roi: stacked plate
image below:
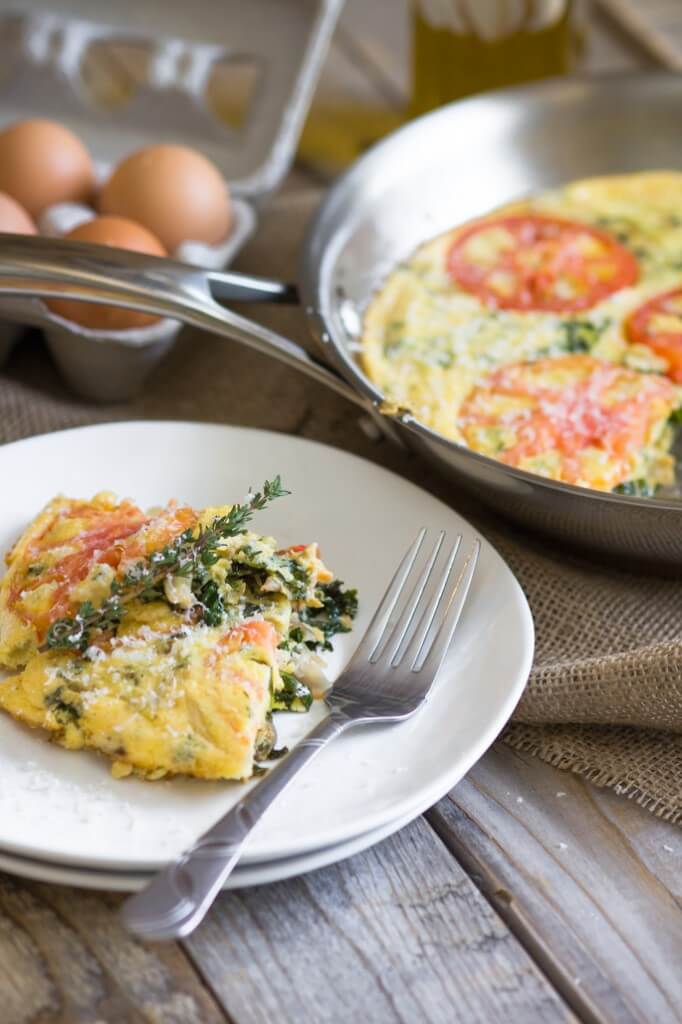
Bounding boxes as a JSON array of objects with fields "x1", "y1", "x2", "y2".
[{"x1": 0, "y1": 422, "x2": 533, "y2": 891}]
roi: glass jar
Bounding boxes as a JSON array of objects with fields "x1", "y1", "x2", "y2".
[{"x1": 411, "y1": 0, "x2": 582, "y2": 116}]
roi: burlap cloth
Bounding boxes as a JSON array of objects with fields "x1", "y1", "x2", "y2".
[{"x1": 1, "y1": 191, "x2": 681, "y2": 823}]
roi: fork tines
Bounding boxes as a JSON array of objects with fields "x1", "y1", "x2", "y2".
[{"x1": 359, "y1": 528, "x2": 480, "y2": 678}]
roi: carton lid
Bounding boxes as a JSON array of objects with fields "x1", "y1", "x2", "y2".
[{"x1": 0, "y1": 0, "x2": 342, "y2": 199}]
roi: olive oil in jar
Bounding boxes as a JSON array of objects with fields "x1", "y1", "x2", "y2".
[{"x1": 411, "y1": 0, "x2": 581, "y2": 116}]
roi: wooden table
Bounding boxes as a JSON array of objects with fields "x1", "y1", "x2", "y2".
[{"x1": 2, "y1": 4, "x2": 681, "y2": 1023}]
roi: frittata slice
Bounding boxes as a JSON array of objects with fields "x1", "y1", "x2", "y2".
[
  {"x1": 0, "y1": 480, "x2": 358, "y2": 781},
  {"x1": 361, "y1": 170, "x2": 682, "y2": 492},
  {"x1": 0, "y1": 613, "x2": 277, "y2": 780}
]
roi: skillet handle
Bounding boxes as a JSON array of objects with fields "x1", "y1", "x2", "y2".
[
  {"x1": 0, "y1": 233, "x2": 371, "y2": 412},
  {"x1": 206, "y1": 269, "x2": 299, "y2": 304}
]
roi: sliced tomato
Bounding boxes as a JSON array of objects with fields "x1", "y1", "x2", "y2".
[
  {"x1": 626, "y1": 287, "x2": 682, "y2": 382},
  {"x1": 17, "y1": 500, "x2": 150, "y2": 628},
  {"x1": 19, "y1": 501, "x2": 199, "y2": 632},
  {"x1": 459, "y1": 355, "x2": 676, "y2": 488},
  {"x1": 115, "y1": 505, "x2": 198, "y2": 564},
  {"x1": 447, "y1": 214, "x2": 638, "y2": 312},
  {"x1": 219, "y1": 619, "x2": 279, "y2": 655}
]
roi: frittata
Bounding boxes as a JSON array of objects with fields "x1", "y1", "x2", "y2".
[
  {"x1": 0, "y1": 481, "x2": 357, "y2": 780},
  {"x1": 362, "y1": 171, "x2": 682, "y2": 494}
]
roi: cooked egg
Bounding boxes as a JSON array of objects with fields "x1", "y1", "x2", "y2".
[
  {"x1": 46, "y1": 216, "x2": 166, "y2": 330},
  {"x1": 362, "y1": 171, "x2": 682, "y2": 493},
  {"x1": 0, "y1": 491, "x2": 355, "y2": 780},
  {"x1": 0, "y1": 191, "x2": 37, "y2": 234},
  {"x1": 0, "y1": 119, "x2": 94, "y2": 218},
  {"x1": 98, "y1": 143, "x2": 232, "y2": 251}
]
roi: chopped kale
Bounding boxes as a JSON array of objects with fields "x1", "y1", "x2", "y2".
[
  {"x1": 45, "y1": 686, "x2": 81, "y2": 725},
  {"x1": 226, "y1": 547, "x2": 311, "y2": 601},
  {"x1": 301, "y1": 580, "x2": 359, "y2": 652},
  {"x1": 558, "y1": 319, "x2": 609, "y2": 354},
  {"x1": 613, "y1": 479, "x2": 657, "y2": 497},
  {"x1": 194, "y1": 577, "x2": 225, "y2": 627},
  {"x1": 272, "y1": 671, "x2": 313, "y2": 712}
]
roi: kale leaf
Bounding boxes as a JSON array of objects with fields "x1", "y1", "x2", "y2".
[
  {"x1": 300, "y1": 580, "x2": 359, "y2": 652},
  {"x1": 272, "y1": 671, "x2": 313, "y2": 712}
]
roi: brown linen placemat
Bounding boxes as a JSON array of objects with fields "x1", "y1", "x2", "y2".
[{"x1": 1, "y1": 190, "x2": 680, "y2": 823}]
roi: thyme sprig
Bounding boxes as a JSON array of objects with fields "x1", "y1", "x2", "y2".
[{"x1": 46, "y1": 477, "x2": 290, "y2": 653}]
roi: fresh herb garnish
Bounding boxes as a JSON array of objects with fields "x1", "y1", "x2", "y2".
[
  {"x1": 46, "y1": 477, "x2": 290, "y2": 653},
  {"x1": 669, "y1": 407, "x2": 682, "y2": 426}
]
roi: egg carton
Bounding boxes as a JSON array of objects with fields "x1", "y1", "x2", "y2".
[
  {"x1": 0, "y1": 189, "x2": 256, "y2": 401},
  {"x1": 0, "y1": 180, "x2": 256, "y2": 401},
  {"x1": 0, "y1": 0, "x2": 343, "y2": 399}
]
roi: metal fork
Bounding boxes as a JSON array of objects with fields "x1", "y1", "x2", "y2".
[{"x1": 120, "y1": 528, "x2": 480, "y2": 940}]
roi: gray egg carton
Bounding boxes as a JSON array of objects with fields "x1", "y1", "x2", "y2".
[{"x1": 0, "y1": 0, "x2": 342, "y2": 399}]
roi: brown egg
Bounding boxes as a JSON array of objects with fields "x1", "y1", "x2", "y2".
[
  {"x1": 99, "y1": 144, "x2": 232, "y2": 251},
  {"x1": 0, "y1": 192, "x2": 37, "y2": 234},
  {"x1": 0, "y1": 120, "x2": 94, "y2": 218},
  {"x1": 46, "y1": 216, "x2": 167, "y2": 330}
]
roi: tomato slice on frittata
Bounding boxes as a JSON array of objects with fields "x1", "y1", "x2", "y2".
[
  {"x1": 627, "y1": 286, "x2": 682, "y2": 383},
  {"x1": 459, "y1": 355, "x2": 678, "y2": 490},
  {"x1": 0, "y1": 492, "x2": 197, "y2": 668},
  {"x1": 447, "y1": 214, "x2": 638, "y2": 312}
]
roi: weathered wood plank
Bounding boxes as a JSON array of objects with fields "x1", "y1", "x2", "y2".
[
  {"x1": 428, "y1": 744, "x2": 682, "y2": 1024},
  {"x1": 0, "y1": 875, "x2": 227, "y2": 1024},
  {"x1": 183, "y1": 816, "x2": 576, "y2": 1024}
]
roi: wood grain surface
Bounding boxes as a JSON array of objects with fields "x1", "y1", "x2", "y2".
[
  {"x1": 183, "y1": 817, "x2": 575, "y2": 1024},
  {"x1": 430, "y1": 746, "x2": 682, "y2": 1024},
  {"x1": 0, "y1": 880, "x2": 225, "y2": 1024}
]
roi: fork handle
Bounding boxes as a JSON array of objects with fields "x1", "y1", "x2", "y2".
[{"x1": 120, "y1": 712, "x2": 349, "y2": 940}]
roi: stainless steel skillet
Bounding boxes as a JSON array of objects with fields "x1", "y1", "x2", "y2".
[{"x1": 1, "y1": 71, "x2": 682, "y2": 572}]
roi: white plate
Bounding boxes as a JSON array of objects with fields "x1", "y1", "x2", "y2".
[
  {"x1": 0, "y1": 421, "x2": 533, "y2": 870},
  {"x1": 0, "y1": 807, "x2": 421, "y2": 892}
]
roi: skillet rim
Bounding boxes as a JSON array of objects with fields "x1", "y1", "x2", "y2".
[{"x1": 298, "y1": 70, "x2": 682, "y2": 515}]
